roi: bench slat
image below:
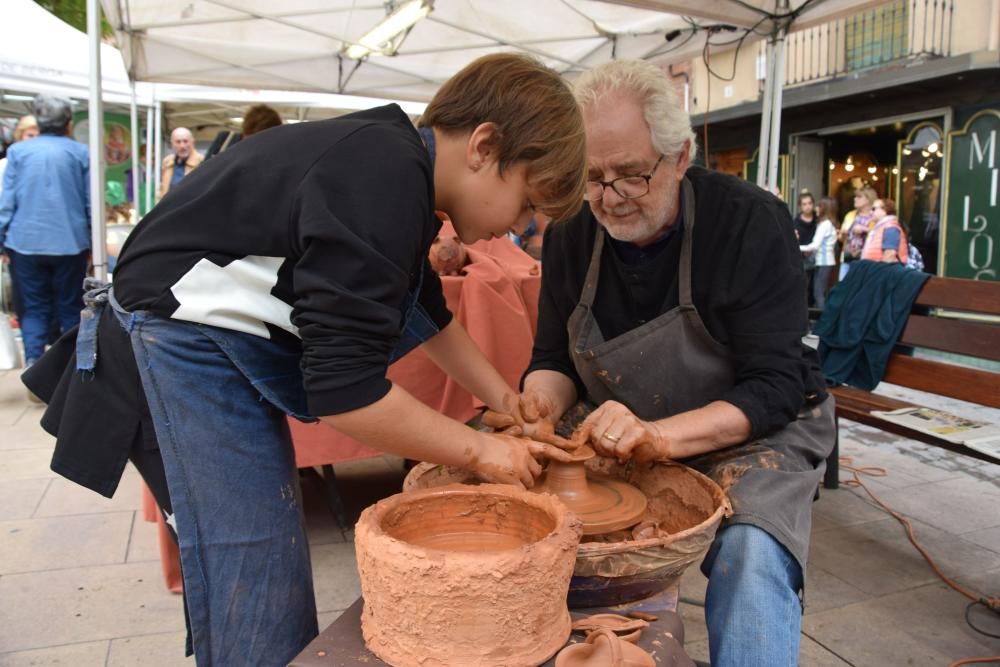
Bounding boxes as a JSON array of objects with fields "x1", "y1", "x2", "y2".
[
  {"x1": 914, "y1": 277, "x2": 1000, "y2": 315},
  {"x1": 881, "y1": 356, "x2": 1000, "y2": 408},
  {"x1": 833, "y1": 399, "x2": 1000, "y2": 464},
  {"x1": 899, "y1": 315, "x2": 1000, "y2": 362}
]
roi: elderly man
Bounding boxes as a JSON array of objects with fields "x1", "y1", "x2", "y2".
[
  {"x1": 0, "y1": 95, "x2": 89, "y2": 367},
  {"x1": 159, "y1": 127, "x2": 203, "y2": 198},
  {"x1": 520, "y1": 60, "x2": 835, "y2": 666}
]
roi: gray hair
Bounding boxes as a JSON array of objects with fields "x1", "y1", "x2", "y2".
[
  {"x1": 574, "y1": 60, "x2": 697, "y2": 163},
  {"x1": 32, "y1": 94, "x2": 73, "y2": 134}
]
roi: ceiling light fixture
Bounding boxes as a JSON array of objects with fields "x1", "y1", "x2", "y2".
[{"x1": 345, "y1": 0, "x2": 433, "y2": 59}]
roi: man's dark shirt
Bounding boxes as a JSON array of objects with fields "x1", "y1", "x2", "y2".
[{"x1": 528, "y1": 166, "x2": 826, "y2": 440}]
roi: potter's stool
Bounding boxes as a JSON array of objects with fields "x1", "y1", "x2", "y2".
[{"x1": 290, "y1": 584, "x2": 694, "y2": 666}]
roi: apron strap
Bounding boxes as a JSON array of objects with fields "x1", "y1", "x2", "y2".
[
  {"x1": 678, "y1": 177, "x2": 696, "y2": 309},
  {"x1": 578, "y1": 221, "x2": 606, "y2": 309}
]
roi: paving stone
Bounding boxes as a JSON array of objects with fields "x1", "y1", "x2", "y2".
[
  {"x1": 0, "y1": 512, "x2": 132, "y2": 575},
  {"x1": 0, "y1": 373, "x2": 31, "y2": 427},
  {"x1": 808, "y1": 516, "x2": 1000, "y2": 597},
  {"x1": 34, "y1": 470, "x2": 142, "y2": 518},
  {"x1": 107, "y1": 631, "x2": 193, "y2": 667},
  {"x1": 871, "y1": 477, "x2": 1000, "y2": 534},
  {"x1": 802, "y1": 575, "x2": 1000, "y2": 666},
  {"x1": 0, "y1": 561, "x2": 185, "y2": 653},
  {"x1": 0, "y1": 478, "x2": 50, "y2": 521},
  {"x1": 126, "y1": 512, "x2": 163, "y2": 564},
  {"x1": 959, "y1": 525, "x2": 1000, "y2": 555},
  {"x1": 803, "y1": 565, "x2": 871, "y2": 614},
  {"x1": 0, "y1": 411, "x2": 55, "y2": 450},
  {"x1": 310, "y1": 541, "x2": 362, "y2": 614},
  {"x1": 0, "y1": 640, "x2": 109, "y2": 666},
  {"x1": 0, "y1": 448, "x2": 57, "y2": 482},
  {"x1": 811, "y1": 487, "x2": 889, "y2": 529},
  {"x1": 798, "y1": 635, "x2": 854, "y2": 666}
]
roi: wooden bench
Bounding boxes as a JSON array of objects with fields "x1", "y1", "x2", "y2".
[{"x1": 823, "y1": 275, "x2": 1000, "y2": 489}]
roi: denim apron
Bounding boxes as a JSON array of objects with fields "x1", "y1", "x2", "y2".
[{"x1": 567, "y1": 178, "x2": 835, "y2": 572}]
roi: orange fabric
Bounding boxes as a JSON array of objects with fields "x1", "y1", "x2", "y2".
[
  {"x1": 861, "y1": 217, "x2": 908, "y2": 263},
  {"x1": 140, "y1": 482, "x2": 184, "y2": 594},
  {"x1": 291, "y1": 235, "x2": 540, "y2": 467}
]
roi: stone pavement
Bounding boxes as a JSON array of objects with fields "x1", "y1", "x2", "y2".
[{"x1": 1, "y1": 367, "x2": 998, "y2": 666}]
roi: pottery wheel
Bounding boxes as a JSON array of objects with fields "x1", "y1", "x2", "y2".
[{"x1": 531, "y1": 446, "x2": 647, "y2": 536}]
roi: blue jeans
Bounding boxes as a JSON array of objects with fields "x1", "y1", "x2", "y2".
[
  {"x1": 7, "y1": 250, "x2": 88, "y2": 363},
  {"x1": 111, "y1": 304, "x2": 318, "y2": 666},
  {"x1": 701, "y1": 524, "x2": 804, "y2": 667},
  {"x1": 813, "y1": 265, "x2": 834, "y2": 310}
]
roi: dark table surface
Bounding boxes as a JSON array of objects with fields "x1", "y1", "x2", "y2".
[{"x1": 289, "y1": 585, "x2": 686, "y2": 666}]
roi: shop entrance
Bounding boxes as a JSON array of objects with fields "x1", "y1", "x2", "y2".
[{"x1": 791, "y1": 111, "x2": 949, "y2": 272}]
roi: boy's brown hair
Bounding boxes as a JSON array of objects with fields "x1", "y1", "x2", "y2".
[
  {"x1": 419, "y1": 53, "x2": 585, "y2": 222},
  {"x1": 242, "y1": 105, "x2": 282, "y2": 137}
]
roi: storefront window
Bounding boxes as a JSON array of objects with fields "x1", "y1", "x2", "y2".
[{"x1": 897, "y1": 122, "x2": 943, "y2": 270}]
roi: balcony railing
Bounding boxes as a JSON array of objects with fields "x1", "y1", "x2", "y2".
[{"x1": 760, "y1": 0, "x2": 954, "y2": 89}]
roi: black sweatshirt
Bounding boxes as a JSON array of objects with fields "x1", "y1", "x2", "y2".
[
  {"x1": 113, "y1": 105, "x2": 452, "y2": 416},
  {"x1": 527, "y1": 166, "x2": 827, "y2": 440}
]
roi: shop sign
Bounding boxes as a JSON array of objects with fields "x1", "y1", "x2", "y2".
[{"x1": 942, "y1": 111, "x2": 1000, "y2": 280}]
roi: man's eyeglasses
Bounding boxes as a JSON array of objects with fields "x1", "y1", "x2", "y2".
[{"x1": 585, "y1": 155, "x2": 664, "y2": 202}]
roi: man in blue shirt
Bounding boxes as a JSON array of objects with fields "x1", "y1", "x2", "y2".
[{"x1": 0, "y1": 94, "x2": 90, "y2": 365}]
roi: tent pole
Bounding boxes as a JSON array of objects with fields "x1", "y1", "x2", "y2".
[
  {"x1": 129, "y1": 81, "x2": 140, "y2": 219},
  {"x1": 153, "y1": 99, "x2": 163, "y2": 205},
  {"x1": 144, "y1": 106, "x2": 154, "y2": 215},
  {"x1": 756, "y1": 39, "x2": 775, "y2": 189},
  {"x1": 766, "y1": 26, "x2": 787, "y2": 194},
  {"x1": 87, "y1": 0, "x2": 107, "y2": 281}
]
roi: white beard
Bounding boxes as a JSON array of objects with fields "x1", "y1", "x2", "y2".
[{"x1": 593, "y1": 196, "x2": 676, "y2": 246}]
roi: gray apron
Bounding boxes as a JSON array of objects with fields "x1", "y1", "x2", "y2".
[{"x1": 567, "y1": 178, "x2": 835, "y2": 571}]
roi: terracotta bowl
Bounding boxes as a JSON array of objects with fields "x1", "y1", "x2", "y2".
[{"x1": 355, "y1": 483, "x2": 583, "y2": 666}]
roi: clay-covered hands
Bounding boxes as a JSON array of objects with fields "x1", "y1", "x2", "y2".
[
  {"x1": 469, "y1": 433, "x2": 575, "y2": 489},
  {"x1": 574, "y1": 400, "x2": 668, "y2": 463},
  {"x1": 481, "y1": 392, "x2": 578, "y2": 451}
]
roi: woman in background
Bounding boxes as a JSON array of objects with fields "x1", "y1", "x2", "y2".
[
  {"x1": 838, "y1": 186, "x2": 876, "y2": 279},
  {"x1": 800, "y1": 197, "x2": 838, "y2": 309},
  {"x1": 862, "y1": 198, "x2": 908, "y2": 264}
]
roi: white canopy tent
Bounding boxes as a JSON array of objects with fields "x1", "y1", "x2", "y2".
[{"x1": 82, "y1": 0, "x2": 886, "y2": 277}]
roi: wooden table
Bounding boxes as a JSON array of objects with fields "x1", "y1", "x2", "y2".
[{"x1": 290, "y1": 585, "x2": 691, "y2": 666}]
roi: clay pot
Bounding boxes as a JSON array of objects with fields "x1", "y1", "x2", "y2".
[
  {"x1": 355, "y1": 483, "x2": 583, "y2": 666},
  {"x1": 403, "y1": 460, "x2": 731, "y2": 607}
]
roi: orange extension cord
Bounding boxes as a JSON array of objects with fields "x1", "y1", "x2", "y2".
[{"x1": 838, "y1": 457, "x2": 1000, "y2": 667}]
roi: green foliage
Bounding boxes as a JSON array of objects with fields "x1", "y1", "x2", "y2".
[{"x1": 34, "y1": 0, "x2": 113, "y2": 38}]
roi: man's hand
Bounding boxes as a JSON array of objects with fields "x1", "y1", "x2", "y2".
[
  {"x1": 481, "y1": 391, "x2": 578, "y2": 451},
  {"x1": 467, "y1": 432, "x2": 576, "y2": 489},
  {"x1": 573, "y1": 400, "x2": 669, "y2": 463}
]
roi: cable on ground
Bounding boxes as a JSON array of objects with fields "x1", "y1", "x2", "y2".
[{"x1": 838, "y1": 456, "x2": 1000, "y2": 667}]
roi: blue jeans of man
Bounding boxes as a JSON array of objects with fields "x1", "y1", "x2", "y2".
[
  {"x1": 7, "y1": 250, "x2": 88, "y2": 363},
  {"x1": 111, "y1": 303, "x2": 318, "y2": 666},
  {"x1": 701, "y1": 524, "x2": 805, "y2": 667}
]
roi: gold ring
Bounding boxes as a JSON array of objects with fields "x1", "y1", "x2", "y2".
[{"x1": 602, "y1": 432, "x2": 621, "y2": 443}]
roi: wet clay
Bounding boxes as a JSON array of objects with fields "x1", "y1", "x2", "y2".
[
  {"x1": 580, "y1": 457, "x2": 716, "y2": 539},
  {"x1": 402, "y1": 459, "x2": 730, "y2": 602},
  {"x1": 530, "y1": 446, "x2": 648, "y2": 536},
  {"x1": 355, "y1": 484, "x2": 582, "y2": 667}
]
